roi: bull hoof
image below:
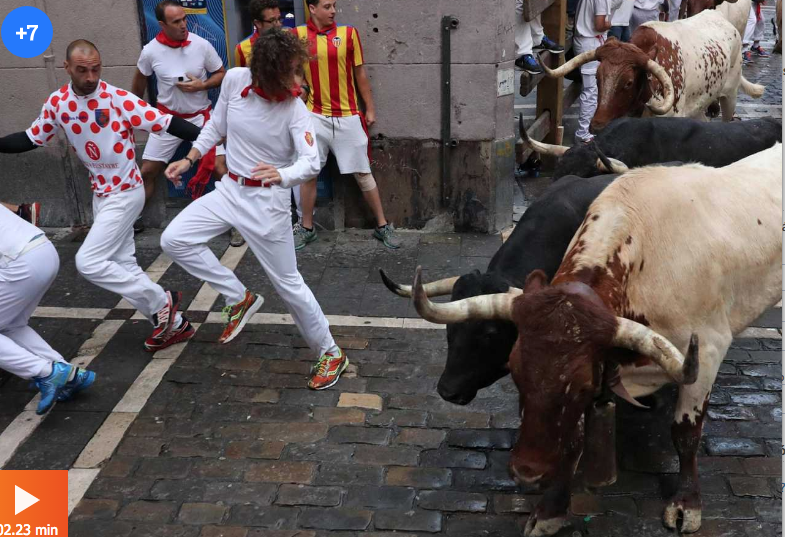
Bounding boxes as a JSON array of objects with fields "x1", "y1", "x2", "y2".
[
  {"x1": 524, "y1": 512, "x2": 569, "y2": 537},
  {"x1": 663, "y1": 501, "x2": 702, "y2": 533}
]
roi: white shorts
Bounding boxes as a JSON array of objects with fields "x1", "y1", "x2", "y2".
[
  {"x1": 312, "y1": 113, "x2": 371, "y2": 175},
  {"x1": 142, "y1": 112, "x2": 225, "y2": 163}
]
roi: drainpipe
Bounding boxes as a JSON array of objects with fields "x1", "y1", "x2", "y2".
[{"x1": 440, "y1": 15, "x2": 459, "y2": 207}]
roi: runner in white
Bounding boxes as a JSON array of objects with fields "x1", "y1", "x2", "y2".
[
  {"x1": 0, "y1": 39, "x2": 202, "y2": 352},
  {"x1": 162, "y1": 29, "x2": 349, "y2": 391},
  {"x1": 0, "y1": 205, "x2": 96, "y2": 415},
  {"x1": 132, "y1": 0, "x2": 227, "y2": 232}
]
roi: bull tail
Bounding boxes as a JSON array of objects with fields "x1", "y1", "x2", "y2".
[{"x1": 739, "y1": 75, "x2": 765, "y2": 98}]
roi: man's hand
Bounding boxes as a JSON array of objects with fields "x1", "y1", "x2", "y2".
[
  {"x1": 365, "y1": 109, "x2": 376, "y2": 128},
  {"x1": 251, "y1": 162, "x2": 282, "y2": 187},
  {"x1": 165, "y1": 159, "x2": 192, "y2": 188},
  {"x1": 176, "y1": 74, "x2": 205, "y2": 93}
]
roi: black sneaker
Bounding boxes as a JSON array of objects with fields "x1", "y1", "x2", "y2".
[
  {"x1": 533, "y1": 35, "x2": 565, "y2": 54},
  {"x1": 515, "y1": 54, "x2": 543, "y2": 75},
  {"x1": 133, "y1": 215, "x2": 145, "y2": 234}
]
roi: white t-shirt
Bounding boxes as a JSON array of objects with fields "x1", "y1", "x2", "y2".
[
  {"x1": 576, "y1": 0, "x2": 613, "y2": 37},
  {"x1": 612, "y1": 0, "x2": 636, "y2": 25},
  {"x1": 634, "y1": 0, "x2": 662, "y2": 11},
  {"x1": 0, "y1": 205, "x2": 43, "y2": 264},
  {"x1": 26, "y1": 80, "x2": 172, "y2": 197},
  {"x1": 137, "y1": 33, "x2": 224, "y2": 114},
  {"x1": 193, "y1": 68, "x2": 320, "y2": 189}
]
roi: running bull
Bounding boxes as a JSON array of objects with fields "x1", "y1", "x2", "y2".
[
  {"x1": 410, "y1": 144, "x2": 782, "y2": 536},
  {"x1": 542, "y1": 10, "x2": 764, "y2": 132},
  {"x1": 522, "y1": 116, "x2": 782, "y2": 179}
]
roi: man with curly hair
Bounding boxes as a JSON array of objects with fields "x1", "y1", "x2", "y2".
[
  {"x1": 292, "y1": 0, "x2": 399, "y2": 250},
  {"x1": 161, "y1": 29, "x2": 349, "y2": 390}
]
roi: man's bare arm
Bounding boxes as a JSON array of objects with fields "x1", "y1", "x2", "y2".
[{"x1": 131, "y1": 69, "x2": 148, "y2": 99}]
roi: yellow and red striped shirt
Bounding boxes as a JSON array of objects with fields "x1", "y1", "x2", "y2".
[
  {"x1": 234, "y1": 30, "x2": 258, "y2": 67},
  {"x1": 293, "y1": 21, "x2": 365, "y2": 117}
]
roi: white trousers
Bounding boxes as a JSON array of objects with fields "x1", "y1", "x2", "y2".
[
  {"x1": 574, "y1": 36, "x2": 602, "y2": 141},
  {"x1": 668, "y1": 0, "x2": 681, "y2": 21},
  {"x1": 0, "y1": 241, "x2": 67, "y2": 379},
  {"x1": 75, "y1": 187, "x2": 168, "y2": 322},
  {"x1": 160, "y1": 177, "x2": 336, "y2": 358},
  {"x1": 516, "y1": 1, "x2": 545, "y2": 56},
  {"x1": 743, "y1": 4, "x2": 765, "y2": 47}
]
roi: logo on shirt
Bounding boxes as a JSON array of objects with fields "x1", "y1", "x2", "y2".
[
  {"x1": 332, "y1": 36, "x2": 342, "y2": 48},
  {"x1": 85, "y1": 141, "x2": 101, "y2": 161},
  {"x1": 95, "y1": 109, "x2": 110, "y2": 128},
  {"x1": 305, "y1": 132, "x2": 314, "y2": 147}
]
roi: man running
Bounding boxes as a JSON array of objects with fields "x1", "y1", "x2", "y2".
[{"x1": 0, "y1": 39, "x2": 201, "y2": 352}]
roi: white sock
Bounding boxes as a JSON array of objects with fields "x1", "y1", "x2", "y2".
[
  {"x1": 326, "y1": 344, "x2": 340, "y2": 356},
  {"x1": 37, "y1": 362, "x2": 53, "y2": 379},
  {"x1": 173, "y1": 312, "x2": 183, "y2": 329}
]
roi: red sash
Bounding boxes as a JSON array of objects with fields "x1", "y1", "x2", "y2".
[{"x1": 157, "y1": 103, "x2": 215, "y2": 199}]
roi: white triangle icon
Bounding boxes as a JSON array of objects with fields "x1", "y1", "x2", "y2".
[{"x1": 15, "y1": 485, "x2": 39, "y2": 515}]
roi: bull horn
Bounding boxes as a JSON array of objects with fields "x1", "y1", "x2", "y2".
[
  {"x1": 540, "y1": 49, "x2": 597, "y2": 78},
  {"x1": 593, "y1": 141, "x2": 630, "y2": 174},
  {"x1": 612, "y1": 319, "x2": 699, "y2": 384},
  {"x1": 412, "y1": 266, "x2": 522, "y2": 324},
  {"x1": 379, "y1": 269, "x2": 458, "y2": 298},
  {"x1": 519, "y1": 114, "x2": 569, "y2": 157},
  {"x1": 645, "y1": 60, "x2": 675, "y2": 115}
]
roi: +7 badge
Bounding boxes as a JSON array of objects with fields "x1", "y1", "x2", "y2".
[{"x1": 1, "y1": 6, "x2": 53, "y2": 59}]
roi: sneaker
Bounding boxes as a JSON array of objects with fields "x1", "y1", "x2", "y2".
[
  {"x1": 144, "y1": 290, "x2": 182, "y2": 351},
  {"x1": 133, "y1": 215, "x2": 145, "y2": 234},
  {"x1": 33, "y1": 362, "x2": 74, "y2": 415},
  {"x1": 515, "y1": 54, "x2": 543, "y2": 75},
  {"x1": 230, "y1": 227, "x2": 245, "y2": 247},
  {"x1": 17, "y1": 203, "x2": 40, "y2": 226},
  {"x1": 294, "y1": 224, "x2": 317, "y2": 250},
  {"x1": 144, "y1": 317, "x2": 196, "y2": 352},
  {"x1": 56, "y1": 367, "x2": 96, "y2": 402},
  {"x1": 373, "y1": 223, "x2": 401, "y2": 249},
  {"x1": 219, "y1": 290, "x2": 264, "y2": 344},
  {"x1": 742, "y1": 50, "x2": 753, "y2": 64},
  {"x1": 533, "y1": 35, "x2": 565, "y2": 54},
  {"x1": 308, "y1": 348, "x2": 349, "y2": 390},
  {"x1": 750, "y1": 45, "x2": 769, "y2": 57}
]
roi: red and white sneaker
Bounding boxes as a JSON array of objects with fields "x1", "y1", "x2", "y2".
[
  {"x1": 144, "y1": 317, "x2": 195, "y2": 352},
  {"x1": 144, "y1": 290, "x2": 182, "y2": 351},
  {"x1": 218, "y1": 290, "x2": 264, "y2": 344},
  {"x1": 308, "y1": 348, "x2": 349, "y2": 390}
]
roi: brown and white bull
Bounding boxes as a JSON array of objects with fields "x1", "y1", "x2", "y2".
[
  {"x1": 410, "y1": 144, "x2": 782, "y2": 536},
  {"x1": 543, "y1": 9, "x2": 764, "y2": 132}
]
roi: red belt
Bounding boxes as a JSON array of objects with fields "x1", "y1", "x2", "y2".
[
  {"x1": 157, "y1": 103, "x2": 216, "y2": 199},
  {"x1": 228, "y1": 171, "x2": 265, "y2": 187}
]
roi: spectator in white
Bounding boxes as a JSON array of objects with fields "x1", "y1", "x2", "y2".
[
  {"x1": 574, "y1": 0, "x2": 613, "y2": 143},
  {"x1": 161, "y1": 29, "x2": 349, "y2": 391},
  {"x1": 515, "y1": 0, "x2": 565, "y2": 74},
  {"x1": 742, "y1": 0, "x2": 770, "y2": 63},
  {"x1": 667, "y1": 0, "x2": 682, "y2": 22},
  {"x1": 609, "y1": 0, "x2": 635, "y2": 41},
  {"x1": 132, "y1": 0, "x2": 226, "y2": 234},
  {"x1": 0, "y1": 206, "x2": 96, "y2": 415},
  {"x1": 0, "y1": 39, "x2": 202, "y2": 352},
  {"x1": 630, "y1": 0, "x2": 667, "y2": 32}
]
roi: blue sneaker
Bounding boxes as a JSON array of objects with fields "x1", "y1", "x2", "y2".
[
  {"x1": 33, "y1": 362, "x2": 75, "y2": 415},
  {"x1": 515, "y1": 54, "x2": 543, "y2": 75},
  {"x1": 56, "y1": 367, "x2": 96, "y2": 402},
  {"x1": 533, "y1": 35, "x2": 565, "y2": 54}
]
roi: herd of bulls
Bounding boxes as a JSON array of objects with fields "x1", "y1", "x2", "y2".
[{"x1": 382, "y1": 111, "x2": 781, "y2": 537}]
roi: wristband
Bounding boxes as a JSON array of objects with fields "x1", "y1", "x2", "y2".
[{"x1": 185, "y1": 156, "x2": 195, "y2": 167}]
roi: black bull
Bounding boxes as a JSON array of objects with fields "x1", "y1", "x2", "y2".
[
  {"x1": 537, "y1": 116, "x2": 782, "y2": 180},
  {"x1": 381, "y1": 174, "x2": 616, "y2": 404}
]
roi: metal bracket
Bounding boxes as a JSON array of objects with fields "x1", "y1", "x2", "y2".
[{"x1": 440, "y1": 16, "x2": 459, "y2": 206}]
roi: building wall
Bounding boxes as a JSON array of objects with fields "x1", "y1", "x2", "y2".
[{"x1": 0, "y1": 0, "x2": 517, "y2": 232}]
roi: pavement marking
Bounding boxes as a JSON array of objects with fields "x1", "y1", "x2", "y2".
[
  {"x1": 72, "y1": 413, "x2": 137, "y2": 470},
  {"x1": 68, "y1": 469, "x2": 101, "y2": 515},
  {"x1": 0, "y1": 320, "x2": 125, "y2": 469},
  {"x1": 32, "y1": 306, "x2": 110, "y2": 319},
  {"x1": 187, "y1": 243, "x2": 249, "y2": 312}
]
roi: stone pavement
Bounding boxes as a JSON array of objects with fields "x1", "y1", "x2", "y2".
[{"x1": 0, "y1": 224, "x2": 781, "y2": 537}]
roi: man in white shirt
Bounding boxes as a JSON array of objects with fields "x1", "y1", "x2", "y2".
[
  {"x1": 0, "y1": 39, "x2": 202, "y2": 352},
  {"x1": 573, "y1": 0, "x2": 613, "y2": 143},
  {"x1": 0, "y1": 206, "x2": 97, "y2": 415},
  {"x1": 610, "y1": 0, "x2": 635, "y2": 40},
  {"x1": 132, "y1": 0, "x2": 226, "y2": 232},
  {"x1": 631, "y1": 0, "x2": 667, "y2": 32}
]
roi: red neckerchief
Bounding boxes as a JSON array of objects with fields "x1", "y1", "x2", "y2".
[
  {"x1": 155, "y1": 31, "x2": 191, "y2": 48},
  {"x1": 241, "y1": 84, "x2": 302, "y2": 102},
  {"x1": 306, "y1": 19, "x2": 337, "y2": 35}
]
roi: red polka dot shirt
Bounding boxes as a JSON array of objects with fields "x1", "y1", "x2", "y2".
[{"x1": 25, "y1": 80, "x2": 172, "y2": 197}]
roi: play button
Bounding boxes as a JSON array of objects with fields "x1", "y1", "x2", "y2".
[{"x1": 14, "y1": 485, "x2": 39, "y2": 515}]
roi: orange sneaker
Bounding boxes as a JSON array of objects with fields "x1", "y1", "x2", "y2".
[
  {"x1": 218, "y1": 290, "x2": 264, "y2": 344},
  {"x1": 308, "y1": 348, "x2": 349, "y2": 390}
]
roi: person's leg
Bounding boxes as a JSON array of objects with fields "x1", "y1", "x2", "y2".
[
  {"x1": 295, "y1": 113, "x2": 331, "y2": 249},
  {"x1": 574, "y1": 44, "x2": 599, "y2": 143},
  {"x1": 140, "y1": 160, "x2": 167, "y2": 202},
  {"x1": 622, "y1": 25, "x2": 631, "y2": 42},
  {"x1": 751, "y1": 8, "x2": 768, "y2": 54},
  {"x1": 668, "y1": 0, "x2": 681, "y2": 22},
  {"x1": 608, "y1": 26, "x2": 623, "y2": 40}
]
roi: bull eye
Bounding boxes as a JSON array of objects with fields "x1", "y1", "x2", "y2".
[{"x1": 624, "y1": 80, "x2": 633, "y2": 89}]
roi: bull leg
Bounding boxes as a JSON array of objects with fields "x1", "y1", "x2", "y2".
[
  {"x1": 663, "y1": 335, "x2": 728, "y2": 533},
  {"x1": 719, "y1": 92, "x2": 738, "y2": 122}
]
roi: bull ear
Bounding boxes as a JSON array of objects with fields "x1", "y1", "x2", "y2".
[{"x1": 523, "y1": 270, "x2": 549, "y2": 293}]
